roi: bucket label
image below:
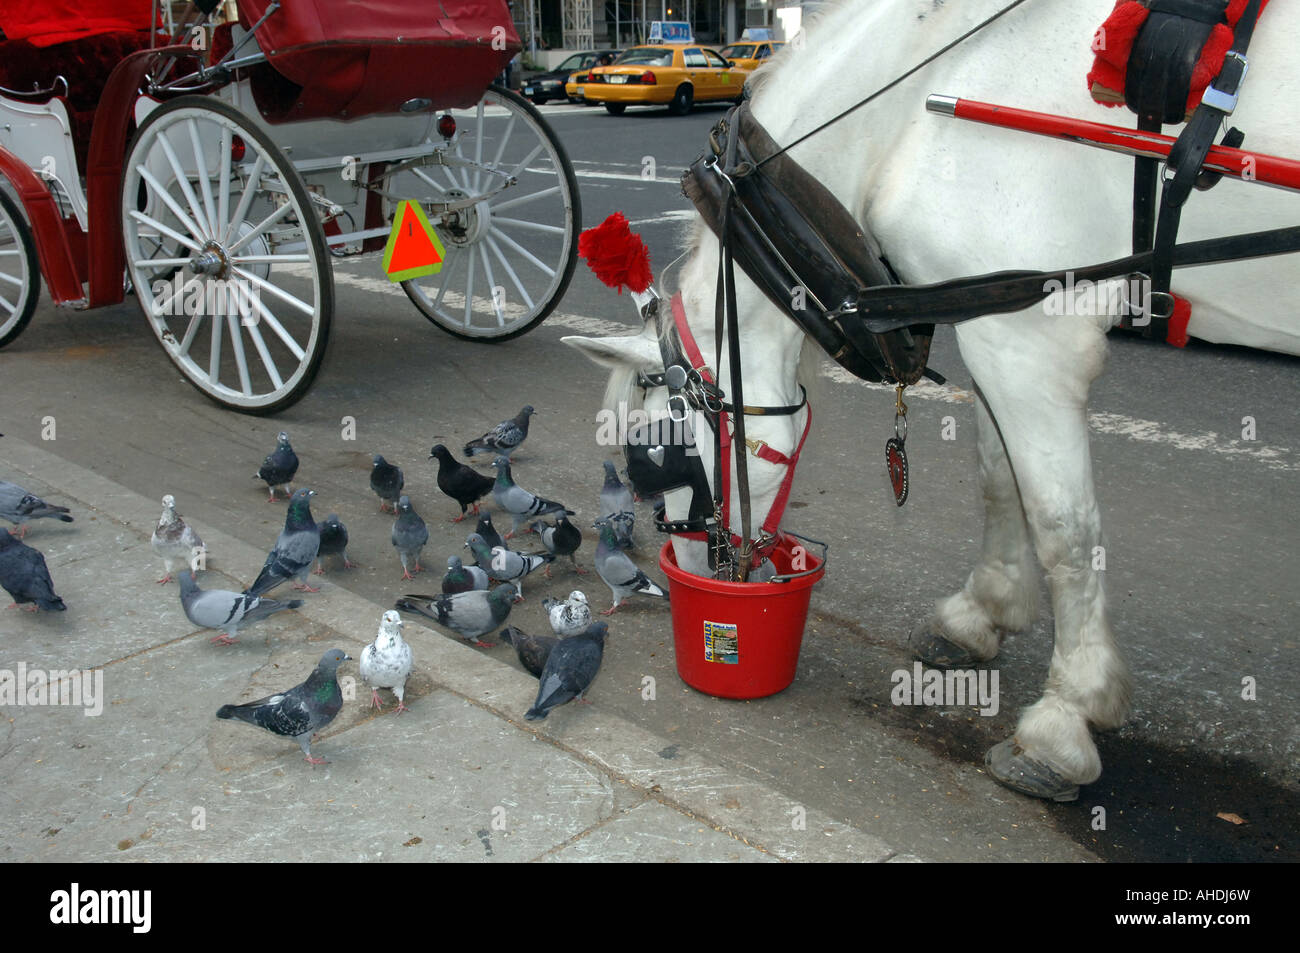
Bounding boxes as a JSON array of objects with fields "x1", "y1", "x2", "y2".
[{"x1": 704, "y1": 620, "x2": 739, "y2": 664}]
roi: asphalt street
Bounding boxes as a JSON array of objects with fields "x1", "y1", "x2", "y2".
[{"x1": 3, "y1": 99, "x2": 1298, "y2": 862}]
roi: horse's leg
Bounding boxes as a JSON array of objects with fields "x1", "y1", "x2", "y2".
[
  {"x1": 956, "y1": 319, "x2": 1132, "y2": 799},
  {"x1": 910, "y1": 386, "x2": 1040, "y2": 666}
]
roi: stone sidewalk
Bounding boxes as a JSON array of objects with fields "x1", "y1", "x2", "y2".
[{"x1": 1, "y1": 435, "x2": 913, "y2": 862}]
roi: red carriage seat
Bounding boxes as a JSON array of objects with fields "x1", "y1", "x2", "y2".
[
  {"x1": 0, "y1": 0, "x2": 159, "y2": 169},
  {"x1": 235, "y1": 0, "x2": 522, "y2": 122}
]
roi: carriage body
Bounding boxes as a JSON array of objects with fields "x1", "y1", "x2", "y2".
[{"x1": 0, "y1": 0, "x2": 580, "y2": 413}]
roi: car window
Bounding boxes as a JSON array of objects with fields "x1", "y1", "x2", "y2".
[
  {"x1": 683, "y1": 48, "x2": 707, "y2": 68},
  {"x1": 616, "y1": 48, "x2": 673, "y2": 66},
  {"x1": 703, "y1": 49, "x2": 728, "y2": 69},
  {"x1": 558, "y1": 54, "x2": 586, "y2": 71},
  {"x1": 722, "y1": 44, "x2": 755, "y2": 58},
  {"x1": 756, "y1": 44, "x2": 770, "y2": 58}
]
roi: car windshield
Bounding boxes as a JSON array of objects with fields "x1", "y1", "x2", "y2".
[
  {"x1": 556, "y1": 54, "x2": 587, "y2": 71},
  {"x1": 721, "y1": 44, "x2": 756, "y2": 58},
  {"x1": 615, "y1": 48, "x2": 673, "y2": 66}
]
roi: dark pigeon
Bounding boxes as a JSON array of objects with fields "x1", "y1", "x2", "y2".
[
  {"x1": 255, "y1": 431, "x2": 299, "y2": 502},
  {"x1": 475, "y1": 511, "x2": 505, "y2": 551},
  {"x1": 442, "y1": 555, "x2": 489, "y2": 594},
  {"x1": 216, "y1": 648, "x2": 352, "y2": 764},
  {"x1": 391, "y1": 495, "x2": 429, "y2": 580},
  {"x1": 370, "y1": 454, "x2": 405, "y2": 513},
  {"x1": 245, "y1": 488, "x2": 321, "y2": 597},
  {"x1": 314, "y1": 513, "x2": 354, "y2": 574},
  {"x1": 0, "y1": 480, "x2": 73, "y2": 538},
  {"x1": 179, "y1": 570, "x2": 302, "y2": 645},
  {"x1": 429, "y1": 444, "x2": 494, "y2": 522},
  {"x1": 0, "y1": 531, "x2": 66, "y2": 611},
  {"x1": 501, "y1": 625, "x2": 559, "y2": 679},
  {"x1": 530, "y1": 514, "x2": 585, "y2": 577},
  {"x1": 464, "y1": 405, "x2": 535, "y2": 459},
  {"x1": 525, "y1": 622, "x2": 609, "y2": 720},
  {"x1": 395, "y1": 584, "x2": 515, "y2": 647}
]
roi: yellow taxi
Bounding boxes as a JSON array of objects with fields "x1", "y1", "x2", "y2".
[
  {"x1": 719, "y1": 40, "x2": 785, "y2": 72},
  {"x1": 575, "y1": 44, "x2": 751, "y2": 116}
]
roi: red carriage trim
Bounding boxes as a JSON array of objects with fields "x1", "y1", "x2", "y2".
[
  {"x1": 1088, "y1": 0, "x2": 1273, "y2": 116},
  {"x1": 0, "y1": 0, "x2": 157, "y2": 47}
]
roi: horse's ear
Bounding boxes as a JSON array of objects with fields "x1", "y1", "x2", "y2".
[{"x1": 562, "y1": 333, "x2": 662, "y2": 370}]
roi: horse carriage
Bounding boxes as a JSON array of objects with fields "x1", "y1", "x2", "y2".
[{"x1": 0, "y1": 0, "x2": 580, "y2": 412}]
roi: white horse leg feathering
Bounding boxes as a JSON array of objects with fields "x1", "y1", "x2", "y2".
[{"x1": 565, "y1": 0, "x2": 1299, "y2": 798}]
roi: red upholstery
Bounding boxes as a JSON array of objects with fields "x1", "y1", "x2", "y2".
[{"x1": 0, "y1": 0, "x2": 156, "y2": 46}]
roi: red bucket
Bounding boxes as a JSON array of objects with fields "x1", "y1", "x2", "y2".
[{"x1": 659, "y1": 533, "x2": 827, "y2": 699}]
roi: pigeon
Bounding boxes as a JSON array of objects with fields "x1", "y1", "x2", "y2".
[
  {"x1": 245, "y1": 488, "x2": 321, "y2": 596},
  {"x1": 391, "y1": 495, "x2": 429, "y2": 580},
  {"x1": 464, "y1": 405, "x2": 535, "y2": 459},
  {"x1": 360, "y1": 610, "x2": 413, "y2": 714},
  {"x1": 530, "y1": 515, "x2": 585, "y2": 577},
  {"x1": 151, "y1": 494, "x2": 205, "y2": 584},
  {"x1": 593, "y1": 517, "x2": 668, "y2": 614},
  {"x1": 370, "y1": 454, "x2": 405, "y2": 513},
  {"x1": 465, "y1": 532, "x2": 553, "y2": 600},
  {"x1": 0, "y1": 530, "x2": 66, "y2": 611},
  {"x1": 0, "y1": 480, "x2": 73, "y2": 538},
  {"x1": 178, "y1": 570, "x2": 303, "y2": 645},
  {"x1": 216, "y1": 648, "x2": 352, "y2": 764},
  {"x1": 525, "y1": 621, "x2": 609, "y2": 721},
  {"x1": 543, "y1": 590, "x2": 592, "y2": 637},
  {"x1": 500, "y1": 625, "x2": 559, "y2": 679},
  {"x1": 395, "y1": 584, "x2": 515, "y2": 647},
  {"x1": 314, "y1": 513, "x2": 355, "y2": 574},
  {"x1": 490, "y1": 456, "x2": 573, "y2": 538},
  {"x1": 442, "y1": 555, "x2": 489, "y2": 594},
  {"x1": 254, "y1": 431, "x2": 298, "y2": 502},
  {"x1": 475, "y1": 511, "x2": 505, "y2": 551},
  {"x1": 600, "y1": 461, "x2": 636, "y2": 549},
  {"x1": 429, "y1": 444, "x2": 494, "y2": 522}
]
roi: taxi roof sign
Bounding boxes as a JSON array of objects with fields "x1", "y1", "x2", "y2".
[{"x1": 648, "y1": 20, "x2": 692, "y2": 43}]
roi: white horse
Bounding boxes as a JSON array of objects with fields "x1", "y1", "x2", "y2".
[{"x1": 565, "y1": 0, "x2": 1300, "y2": 799}]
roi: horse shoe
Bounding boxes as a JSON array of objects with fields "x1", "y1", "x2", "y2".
[{"x1": 985, "y1": 738, "x2": 1081, "y2": 803}]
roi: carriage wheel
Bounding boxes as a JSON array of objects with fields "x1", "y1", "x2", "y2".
[
  {"x1": 121, "y1": 96, "x2": 333, "y2": 414},
  {"x1": 0, "y1": 187, "x2": 40, "y2": 349},
  {"x1": 400, "y1": 86, "x2": 580, "y2": 341}
]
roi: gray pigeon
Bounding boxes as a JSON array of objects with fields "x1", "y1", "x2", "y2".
[
  {"x1": 525, "y1": 621, "x2": 609, "y2": 721},
  {"x1": 395, "y1": 584, "x2": 515, "y2": 647},
  {"x1": 314, "y1": 513, "x2": 355, "y2": 574},
  {"x1": 391, "y1": 495, "x2": 429, "y2": 580},
  {"x1": 530, "y1": 515, "x2": 585, "y2": 577},
  {"x1": 490, "y1": 456, "x2": 573, "y2": 538},
  {"x1": 255, "y1": 431, "x2": 299, "y2": 502},
  {"x1": 543, "y1": 590, "x2": 592, "y2": 637},
  {"x1": 500, "y1": 625, "x2": 559, "y2": 679},
  {"x1": 442, "y1": 555, "x2": 489, "y2": 594},
  {"x1": 0, "y1": 530, "x2": 65, "y2": 611},
  {"x1": 216, "y1": 648, "x2": 352, "y2": 764},
  {"x1": 370, "y1": 454, "x2": 405, "y2": 513},
  {"x1": 245, "y1": 488, "x2": 321, "y2": 596},
  {"x1": 151, "y1": 494, "x2": 205, "y2": 584},
  {"x1": 600, "y1": 461, "x2": 635, "y2": 548},
  {"x1": 0, "y1": 480, "x2": 73, "y2": 538},
  {"x1": 360, "y1": 610, "x2": 414, "y2": 714},
  {"x1": 179, "y1": 569, "x2": 302, "y2": 645},
  {"x1": 464, "y1": 405, "x2": 535, "y2": 459},
  {"x1": 593, "y1": 518, "x2": 667, "y2": 614},
  {"x1": 465, "y1": 532, "x2": 552, "y2": 600}
]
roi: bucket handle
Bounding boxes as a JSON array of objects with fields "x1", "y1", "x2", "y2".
[{"x1": 767, "y1": 531, "x2": 828, "y2": 584}]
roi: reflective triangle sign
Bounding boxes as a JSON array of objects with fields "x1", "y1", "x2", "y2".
[{"x1": 382, "y1": 200, "x2": 446, "y2": 282}]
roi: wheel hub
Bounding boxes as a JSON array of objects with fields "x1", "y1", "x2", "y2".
[
  {"x1": 440, "y1": 189, "x2": 492, "y2": 246},
  {"x1": 189, "y1": 243, "x2": 228, "y2": 278}
]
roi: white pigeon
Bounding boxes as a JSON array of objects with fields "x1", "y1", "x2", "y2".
[
  {"x1": 544, "y1": 590, "x2": 593, "y2": 637},
  {"x1": 360, "y1": 610, "x2": 414, "y2": 714},
  {"x1": 151, "y1": 494, "x2": 205, "y2": 584}
]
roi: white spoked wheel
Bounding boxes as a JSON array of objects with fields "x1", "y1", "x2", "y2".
[
  {"x1": 0, "y1": 187, "x2": 39, "y2": 349},
  {"x1": 122, "y1": 96, "x2": 333, "y2": 414},
  {"x1": 399, "y1": 86, "x2": 580, "y2": 341}
]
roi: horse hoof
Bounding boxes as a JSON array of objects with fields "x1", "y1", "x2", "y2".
[
  {"x1": 985, "y1": 738, "x2": 1080, "y2": 802},
  {"x1": 908, "y1": 617, "x2": 979, "y2": 668}
]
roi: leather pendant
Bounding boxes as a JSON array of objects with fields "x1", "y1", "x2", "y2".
[{"x1": 886, "y1": 435, "x2": 908, "y2": 506}]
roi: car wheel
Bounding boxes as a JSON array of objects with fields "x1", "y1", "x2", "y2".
[
  {"x1": 604, "y1": 103, "x2": 626, "y2": 115},
  {"x1": 669, "y1": 85, "x2": 693, "y2": 116}
]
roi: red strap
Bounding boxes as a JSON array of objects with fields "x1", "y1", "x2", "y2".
[
  {"x1": 671, "y1": 292, "x2": 713, "y2": 383},
  {"x1": 762, "y1": 402, "x2": 813, "y2": 537}
]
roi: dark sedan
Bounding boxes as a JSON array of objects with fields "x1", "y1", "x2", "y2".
[{"x1": 522, "y1": 49, "x2": 621, "y2": 104}]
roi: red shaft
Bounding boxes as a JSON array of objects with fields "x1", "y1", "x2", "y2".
[{"x1": 928, "y1": 95, "x2": 1300, "y2": 193}]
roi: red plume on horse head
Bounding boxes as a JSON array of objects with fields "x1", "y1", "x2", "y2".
[{"x1": 578, "y1": 212, "x2": 653, "y2": 295}]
